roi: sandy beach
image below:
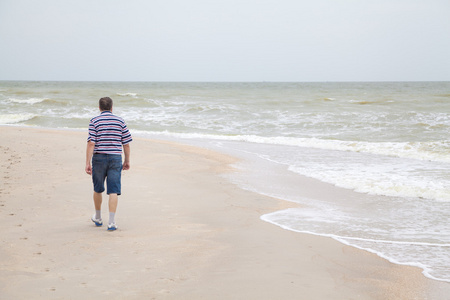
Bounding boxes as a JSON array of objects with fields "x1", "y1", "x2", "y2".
[{"x1": 1, "y1": 126, "x2": 449, "y2": 300}]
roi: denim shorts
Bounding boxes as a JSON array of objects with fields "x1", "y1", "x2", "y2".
[{"x1": 92, "y1": 154, "x2": 122, "y2": 195}]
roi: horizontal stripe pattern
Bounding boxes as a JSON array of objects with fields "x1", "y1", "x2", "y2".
[{"x1": 87, "y1": 111, "x2": 132, "y2": 155}]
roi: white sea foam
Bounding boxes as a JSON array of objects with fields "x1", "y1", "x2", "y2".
[
  {"x1": 129, "y1": 130, "x2": 450, "y2": 163},
  {"x1": 117, "y1": 92, "x2": 138, "y2": 98},
  {"x1": 62, "y1": 112, "x2": 94, "y2": 120},
  {"x1": 288, "y1": 163, "x2": 450, "y2": 202},
  {"x1": 0, "y1": 113, "x2": 36, "y2": 124},
  {"x1": 8, "y1": 97, "x2": 48, "y2": 104},
  {"x1": 261, "y1": 208, "x2": 450, "y2": 282}
]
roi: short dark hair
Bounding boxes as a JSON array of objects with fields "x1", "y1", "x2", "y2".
[{"x1": 99, "y1": 97, "x2": 113, "y2": 111}]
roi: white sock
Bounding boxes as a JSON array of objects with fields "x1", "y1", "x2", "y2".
[
  {"x1": 109, "y1": 212, "x2": 115, "y2": 225},
  {"x1": 95, "y1": 210, "x2": 101, "y2": 220}
]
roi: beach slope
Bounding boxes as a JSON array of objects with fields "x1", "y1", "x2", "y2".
[{"x1": 0, "y1": 127, "x2": 448, "y2": 299}]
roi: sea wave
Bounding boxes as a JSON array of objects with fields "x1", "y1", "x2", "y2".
[
  {"x1": 0, "y1": 113, "x2": 37, "y2": 124},
  {"x1": 8, "y1": 97, "x2": 49, "y2": 104},
  {"x1": 131, "y1": 130, "x2": 450, "y2": 163},
  {"x1": 116, "y1": 92, "x2": 138, "y2": 98},
  {"x1": 62, "y1": 112, "x2": 94, "y2": 120},
  {"x1": 289, "y1": 161, "x2": 450, "y2": 202}
]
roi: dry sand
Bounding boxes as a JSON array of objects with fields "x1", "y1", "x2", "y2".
[{"x1": 1, "y1": 126, "x2": 449, "y2": 299}]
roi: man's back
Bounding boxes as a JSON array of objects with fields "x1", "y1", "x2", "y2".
[{"x1": 88, "y1": 111, "x2": 132, "y2": 155}]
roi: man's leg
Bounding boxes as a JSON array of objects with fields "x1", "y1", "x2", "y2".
[
  {"x1": 94, "y1": 192, "x2": 102, "y2": 211},
  {"x1": 91, "y1": 192, "x2": 103, "y2": 226},
  {"x1": 106, "y1": 156, "x2": 121, "y2": 230},
  {"x1": 108, "y1": 193, "x2": 118, "y2": 227}
]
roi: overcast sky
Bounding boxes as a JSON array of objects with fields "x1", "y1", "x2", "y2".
[{"x1": 0, "y1": 0, "x2": 449, "y2": 82}]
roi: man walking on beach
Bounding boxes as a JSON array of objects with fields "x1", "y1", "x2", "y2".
[{"x1": 85, "y1": 97, "x2": 132, "y2": 231}]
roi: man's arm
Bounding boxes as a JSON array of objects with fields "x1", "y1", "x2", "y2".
[
  {"x1": 123, "y1": 143, "x2": 130, "y2": 170},
  {"x1": 85, "y1": 141, "x2": 95, "y2": 175}
]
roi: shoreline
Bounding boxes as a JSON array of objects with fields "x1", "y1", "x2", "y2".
[{"x1": 1, "y1": 126, "x2": 449, "y2": 299}]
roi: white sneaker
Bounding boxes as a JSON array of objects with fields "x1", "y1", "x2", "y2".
[
  {"x1": 107, "y1": 223, "x2": 118, "y2": 231},
  {"x1": 91, "y1": 215, "x2": 103, "y2": 227}
]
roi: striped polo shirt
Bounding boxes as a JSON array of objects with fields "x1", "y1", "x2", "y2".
[{"x1": 87, "y1": 111, "x2": 132, "y2": 155}]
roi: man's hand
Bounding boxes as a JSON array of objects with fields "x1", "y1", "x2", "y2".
[
  {"x1": 85, "y1": 164, "x2": 92, "y2": 175},
  {"x1": 123, "y1": 144, "x2": 131, "y2": 171},
  {"x1": 86, "y1": 141, "x2": 95, "y2": 175}
]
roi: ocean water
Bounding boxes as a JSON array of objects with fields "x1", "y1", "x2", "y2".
[{"x1": 1, "y1": 80, "x2": 449, "y2": 282}]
